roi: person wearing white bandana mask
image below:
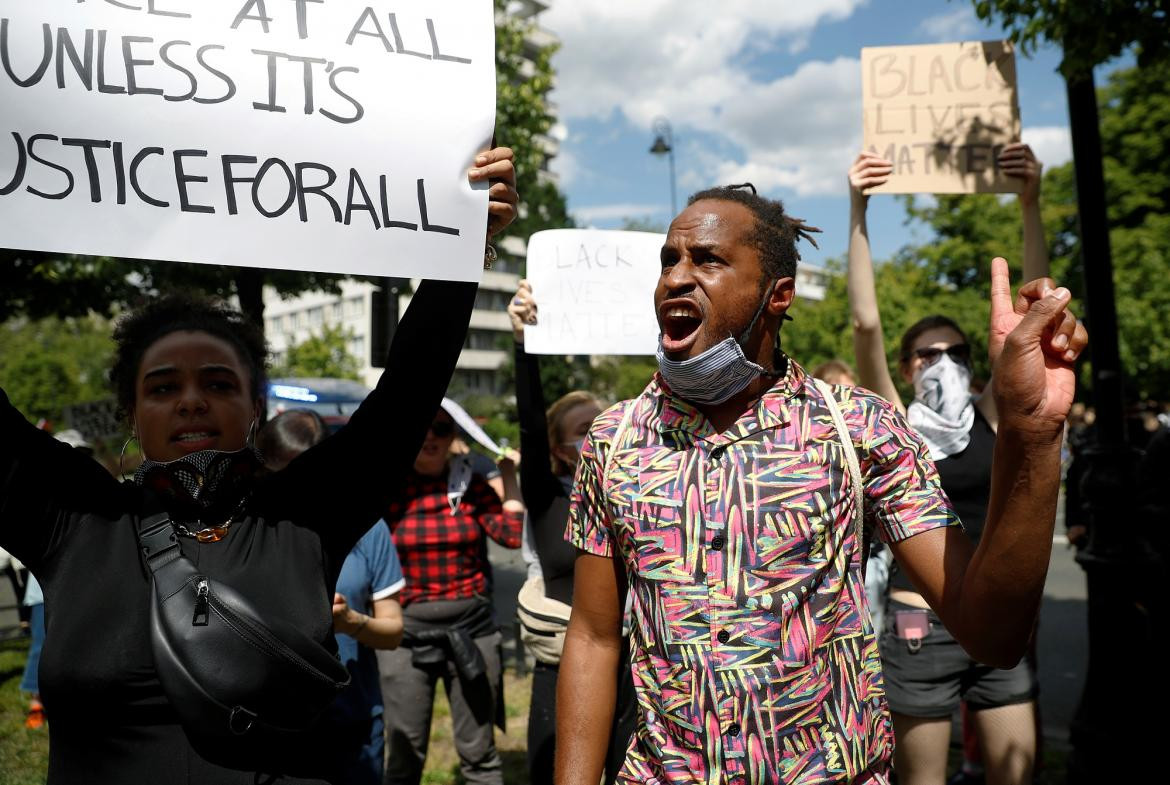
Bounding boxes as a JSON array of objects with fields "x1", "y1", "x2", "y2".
[
  {"x1": 847, "y1": 146, "x2": 1057, "y2": 785},
  {"x1": 556, "y1": 179, "x2": 1087, "y2": 785}
]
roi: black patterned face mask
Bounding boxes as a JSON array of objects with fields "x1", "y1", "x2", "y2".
[{"x1": 133, "y1": 446, "x2": 263, "y2": 511}]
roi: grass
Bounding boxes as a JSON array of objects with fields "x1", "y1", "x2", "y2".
[{"x1": 0, "y1": 637, "x2": 50, "y2": 785}]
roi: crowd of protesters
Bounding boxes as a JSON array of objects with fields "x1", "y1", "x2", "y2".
[{"x1": 6, "y1": 134, "x2": 1165, "y2": 785}]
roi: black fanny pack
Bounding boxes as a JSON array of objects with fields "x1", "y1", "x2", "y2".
[{"x1": 137, "y1": 513, "x2": 350, "y2": 737}]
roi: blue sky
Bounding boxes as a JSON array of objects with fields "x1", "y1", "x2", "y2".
[{"x1": 540, "y1": 0, "x2": 1126, "y2": 268}]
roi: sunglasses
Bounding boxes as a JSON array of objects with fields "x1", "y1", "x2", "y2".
[
  {"x1": 428, "y1": 420, "x2": 455, "y2": 438},
  {"x1": 905, "y1": 344, "x2": 972, "y2": 368}
]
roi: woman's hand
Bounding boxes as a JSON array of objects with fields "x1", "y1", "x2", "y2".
[
  {"x1": 507, "y1": 279, "x2": 537, "y2": 343},
  {"x1": 1000, "y1": 142, "x2": 1042, "y2": 206},
  {"x1": 497, "y1": 448, "x2": 521, "y2": 474},
  {"x1": 469, "y1": 147, "x2": 519, "y2": 240},
  {"x1": 848, "y1": 151, "x2": 893, "y2": 206}
]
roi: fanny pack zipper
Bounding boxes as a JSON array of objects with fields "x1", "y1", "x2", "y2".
[{"x1": 185, "y1": 575, "x2": 338, "y2": 687}]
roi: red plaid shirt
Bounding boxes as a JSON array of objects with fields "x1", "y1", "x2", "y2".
[{"x1": 386, "y1": 470, "x2": 522, "y2": 606}]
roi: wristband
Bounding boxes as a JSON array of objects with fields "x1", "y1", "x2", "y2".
[{"x1": 352, "y1": 614, "x2": 369, "y2": 638}]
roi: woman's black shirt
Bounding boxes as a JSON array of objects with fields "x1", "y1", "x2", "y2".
[{"x1": 0, "y1": 280, "x2": 475, "y2": 784}]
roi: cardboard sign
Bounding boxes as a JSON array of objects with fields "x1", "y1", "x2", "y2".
[
  {"x1": 861, "y1": 41, "x2": 1020, "y2": 194},
  {"x1": 523, "y1": 229, "x2": 664, "y2": 356},
  {"x1": 64, "y1": 398, "x2": 123, "y2": 441},
  {"x1": 0, "y1": 1, "x2": 496, "y2": 281}
]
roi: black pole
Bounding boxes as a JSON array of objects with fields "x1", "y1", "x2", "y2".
[{"x1": 1064, "y1": 69, "x2": 1156, "y2": 784}]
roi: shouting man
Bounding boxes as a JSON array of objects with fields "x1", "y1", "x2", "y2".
[{"x1": 555, "y1": 185, "x2": 1086, "y2": 784}]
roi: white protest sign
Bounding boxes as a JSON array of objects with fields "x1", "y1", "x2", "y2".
[
  {"x1": 861, "y1": 40, "x2": 1021, "y2": 194},
  {"x1": 0, "y1": 1, "x2": 496, "y2": 281},
  {"x1": 524, "y1": 229, "x2": 663, "y2": 356}
]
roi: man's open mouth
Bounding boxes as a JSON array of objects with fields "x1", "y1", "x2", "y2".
[{"x1": 659, "y1": 300, "x2": 703, "y2": 354}]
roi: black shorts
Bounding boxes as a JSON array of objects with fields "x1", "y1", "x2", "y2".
[{"x1": 879, "y1": 599, "x2": 1037, "y2": 718}]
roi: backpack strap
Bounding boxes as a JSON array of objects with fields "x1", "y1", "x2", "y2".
[{"x1": 812, "y1": 379, "x2": 866, "y2": 563}]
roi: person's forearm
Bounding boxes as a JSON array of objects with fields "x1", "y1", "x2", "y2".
[
  {"x1": 1020, "y1": 198, "x2": 1049, "y2": 281},
  {"x1": 555, "y1": 623, "x2": 620, "y2": 785},
  {"x1": 847, "y1": 200, "x2": 902, "y2": 407},
  {"x1": 499, "y1": 466, "x2": 523, "y2": 507},
  {"x1": 345, "y1": 614, "x2": 404, "y2": 650},
  {"x1": 516, "y1": 344, "x2": 561, "y2": 513},
  {"x1": 957, "y1": 430, "x2": 1062, "y2": 666},
  {"x1": 847, "y1": 200, "x2": 881, "y2": 333}
]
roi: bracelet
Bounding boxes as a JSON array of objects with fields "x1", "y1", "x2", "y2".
[
  {"x1": 484, "y1": 244, "x2": 497, "y2": 270},
  {"x1": 352, "y1": 614, "x2": 369, "y2": 638}
]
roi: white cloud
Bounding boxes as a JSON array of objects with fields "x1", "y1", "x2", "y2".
[
  {"x1": 916, "y1": 7, "x2": 982, "y2": 42},
  {"x1": 543, "y1": 1, "x2": 869, "y2": 197},
  {"x1": 549, "y1": 147, "x2": 580, "y2": 186},
  {"x1": 573, "y1": 202, "x2": 662, "y2": 223},
  {"x1": 1021, "y1": 125, "x2": 1073, "y2": 169}
]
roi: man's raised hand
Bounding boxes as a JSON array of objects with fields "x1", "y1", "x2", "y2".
[{"x1": 989, "y1": 257, "x2": 1088, "y2": 439}]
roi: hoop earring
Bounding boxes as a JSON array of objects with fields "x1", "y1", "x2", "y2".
[
  {"x1": 119, "y1": 432, "x2": 138, "y2": 479},
  {"x1": 246, "y1": 418, "x2": 258, "y2": 449}
]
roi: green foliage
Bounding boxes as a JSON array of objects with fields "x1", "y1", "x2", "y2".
[
  {"x1": 271, "y1": 324, "x2": 362, "y2": 381},
  {"x1": 494, "y1": 0, "x2": 573, "y2": 240},
  {"x1": 0, "y1": 315, "x2": 115, "y2": 424},
  {"x1": 969, "y1": 0, "x2": 1169, "y2": 77}
]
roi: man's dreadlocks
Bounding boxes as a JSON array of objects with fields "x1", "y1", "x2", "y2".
[{"x1": 686, "y1": 183, "x2": 822, "y2": 283}]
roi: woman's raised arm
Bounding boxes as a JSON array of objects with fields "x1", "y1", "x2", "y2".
[
  {"x1": 271, "y1": 148, "x2": 519, "y2": 542},
  {"x1": 847, "y1": 152, "x2": 904, "y2": 413}
]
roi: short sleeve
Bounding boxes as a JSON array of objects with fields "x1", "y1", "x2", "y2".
[
  {"x1": 364, "y1": 522, "x2": 405, "y2": 600},
  {"x1": 853, "y1": 393, "x2": 961, "y2": 543},
  {"x1": 565, "y1": 403, "x2": 627, "y2": 558}
]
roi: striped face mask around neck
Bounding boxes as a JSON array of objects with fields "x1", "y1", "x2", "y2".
[{"x1": 655, "y1": 334, "x2": 768, "y2": 406}]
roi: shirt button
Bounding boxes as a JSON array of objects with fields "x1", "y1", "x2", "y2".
[
  {"x1": 710, "y1": 536, "x2": 725, "y2": 551},
  {"x1": 728, "y1": 723, "x2": 741, "y2": 737},
  {"x1": 717, "y1": 629, "x2": 730, "y2": 644}
]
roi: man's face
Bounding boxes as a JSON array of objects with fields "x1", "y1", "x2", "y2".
[{"x1": 655, "y1": 200, "x2": 770, "y2": 361}]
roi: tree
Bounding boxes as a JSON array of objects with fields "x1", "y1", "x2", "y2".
[
  {"x1": 0, "y1": 315, "x2": 115, "y2": 424},
  {"x1": 970, "y1": 0, "x2": 1168, "y2": 77},
  {"x1": 493, "y1": 0, "x2": 573, "y2": 242},
  {"x1": 271, "y1": 324, "x2": 362, "y2": 381}
]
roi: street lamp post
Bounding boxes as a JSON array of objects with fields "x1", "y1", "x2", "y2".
[{"x1": 649, "y1": 117, "x2": 677, "y2": 217}]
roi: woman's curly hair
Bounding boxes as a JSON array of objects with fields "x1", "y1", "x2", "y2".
[{"x1": 109, "y1": 293, "x2": 269, "y2": 419}]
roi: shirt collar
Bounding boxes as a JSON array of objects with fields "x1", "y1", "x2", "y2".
[{"x1": 650, "y1": 358, "x2": 808, "y2": 442}]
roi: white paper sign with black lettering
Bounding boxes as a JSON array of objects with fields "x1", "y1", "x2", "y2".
[
  {"x1": 0, "y1": 0, "x2": 496, "y2": 281},
  {"x1": 523, "y1": 229, "x2": 664, "y2": 357}
]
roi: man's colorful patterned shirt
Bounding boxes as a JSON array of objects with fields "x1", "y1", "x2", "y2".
[{"x1": 566, "y1": 361, "x2": 959, "y2": 784}]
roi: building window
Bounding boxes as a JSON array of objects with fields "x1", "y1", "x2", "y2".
[
  {"x1": 309, "y1": 307, "x2": 324, "y2": 327},
  {"x1": 464, "y1": 329, "x2": 502, "y2": 351},
  {"x1": 474, "y1": 290, "x2": 512, "y2": 312},
  {"x1": 331, "y1": 302, "x2": 343, "y2": 322}
]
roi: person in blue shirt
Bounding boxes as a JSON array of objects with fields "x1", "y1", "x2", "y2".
[
  {"x1": 258, "y1": 410, "x2": 405, "y2": 785},
  {"x1": 330, "y1": 521, "x2": 406, "y2": 785}
]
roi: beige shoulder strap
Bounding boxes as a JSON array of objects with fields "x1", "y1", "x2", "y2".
[{"x1": 813, "y1": 378, "x2": 865, "y2": 548}]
